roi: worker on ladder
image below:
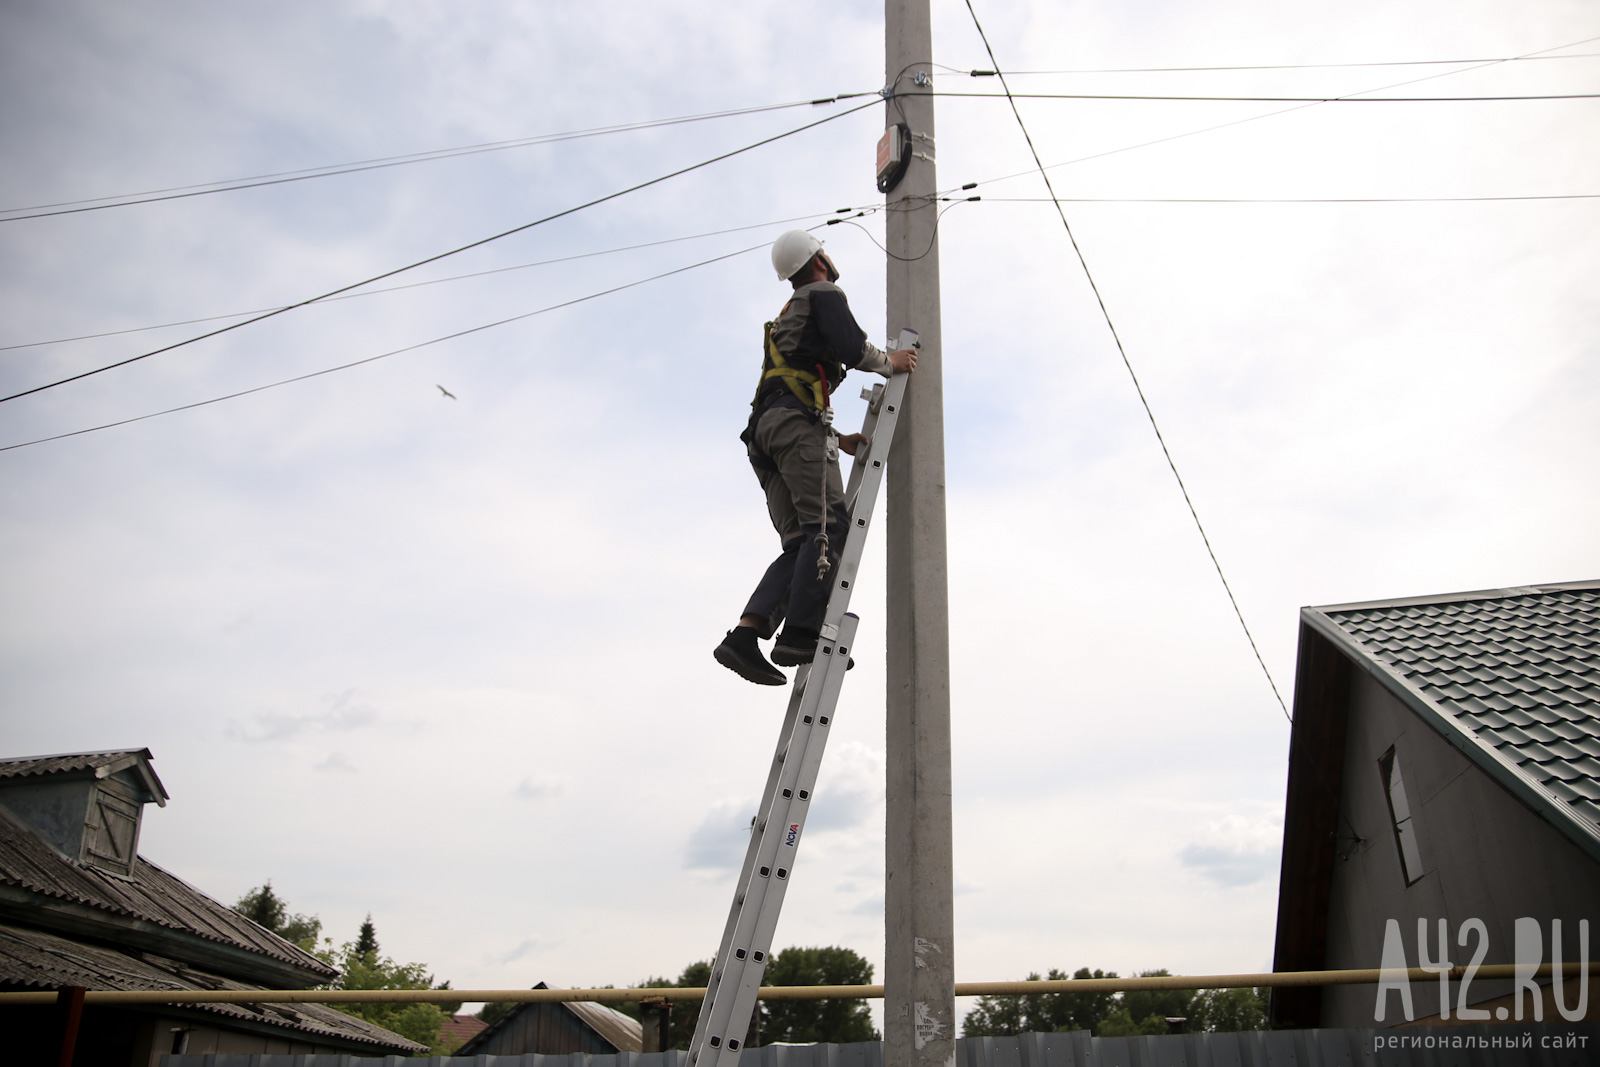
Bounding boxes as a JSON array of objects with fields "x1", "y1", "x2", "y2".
[{"x1": 715, "y1": 230, "x2": 917, "y2": 685}]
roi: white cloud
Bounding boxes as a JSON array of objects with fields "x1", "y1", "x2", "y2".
[
  {"x1": 1177, "y1": 813, "x2": 1284, "y2": 888},
  {"x1": 312, "y1": 750, "x2": 357, "y2": 774}
]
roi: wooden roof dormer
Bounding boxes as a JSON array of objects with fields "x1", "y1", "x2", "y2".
[{"x1": 0, "y1": 749, "x2": 168, "y2": 879}]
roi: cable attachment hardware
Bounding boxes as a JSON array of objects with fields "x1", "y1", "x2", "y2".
[{"x1": 912, "y1": 70, "x2": 931, "y2": 87}]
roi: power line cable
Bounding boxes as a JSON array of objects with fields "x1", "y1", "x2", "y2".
[
  {"x1": 1, "y1": 207, "x2": 880, "y2": 353},
  {"x1": 951, "y1": 48, "x2": 1600, "y2": 76},
  {"x1": 974, "y1": 193, "x2": 1600, "y2": 203},
  {"x1": 960, "y1": 0, "x2": 1292, "y2": 723},
  {"x1": 932, "y1": 90, "x2": 1600, "y2": 102},
  {"x1": 0, "y1": 98, "x2": 879, "y2": 406},
  {"x1": 0, "y1": 95, "x2": 876, "y2": 223},
  {"x1": 962, "y1": 33, "x2": 1600, "y2": 195},
  {"x1": 828, "y1": 197, "x2": 980, "y2": 261},
  {"x1": 0, "y1": 241, "x2": 772, "y2": 454}
]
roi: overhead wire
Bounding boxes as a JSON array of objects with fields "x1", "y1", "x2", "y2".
[
  {"x1": 960, "y1": 0, "x2": 1293, "y2": 723},
  {"x1": 973, "y1": 193, "x2": 1600, "y2": 203},
  {"x1": 0, "y1": 240, "x2": 775, "y2": 454},
  {"x1": 0, "y1": 98, "x2": 880, "y2": 406},
  {"x1": 959, "y1": 32, "x2": 1600, "y2": 196},
  {"x1": 828, "y1": 194, "x2": 981, "y2": 262},
  {"x1": 0, "y1": 95, "x2": 878, "y2": 223},
  {"x1": 954, "y1": 48, "x2": 1600, "y2": 76},
  {"x1": 932, "y1": 90, "x2": 1600, "y2": 102},
  {"x1": 0, "y1": 208, "x2": 872, "y2": 353}
]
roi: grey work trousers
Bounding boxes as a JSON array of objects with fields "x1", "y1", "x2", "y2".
[{"x1": 742, "y1": 405, "x2": 848, "y2": 639}]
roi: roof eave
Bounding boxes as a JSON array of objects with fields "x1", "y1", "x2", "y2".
[
  {"x1": 0, "y1": 882, "x2": 336, "y2": 987},
  {"x1": 1300, "y1": 605, "x2": 1600, "y2": 866}
]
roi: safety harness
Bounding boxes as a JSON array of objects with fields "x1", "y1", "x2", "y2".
[
  {"x1": 745, "y1": 306, "x2": 844, "y2": 583},
  {"x1": 757, "y1": 319, "x2": 838, "y2": 415}
]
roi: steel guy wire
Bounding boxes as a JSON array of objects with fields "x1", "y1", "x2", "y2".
[
  {"x1": 0, "y1": 206, "x2": 887, "y2": 354},
  {"x1": 0, "y1": 98, "x2": 880, "y2": 407},
  {"x1": 963, "y1": 2, "x2": 1375, "y2": 850},
  {"x1": 961, "y1": 0, "x2": 1293, "y2": 724},
  {"x1": 0, "y1": 241, "x2": 771, "y2": 454},
  {"x1": 0, "y1": 95, "x2": 878, "y2": 223}
]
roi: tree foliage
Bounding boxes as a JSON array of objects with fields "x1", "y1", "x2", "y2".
[
  {"x1": 962, "y1": 967, "x2": 1265, "y2": 1038},
  {"x1": 962, "y1": 968, "x2": 1119, "y2": 1037},
  {"x1": 232, "y1": 881, "x2": 322, "y2": 951},
  {"x1": 355, "y1": 914, "x2": 380, "y2": 958},
  {"x1": 1189, "y1": 987, "x2": 1269, "y2": 1032},
  {"x1": 598, "y1": 947, "x2": 874, "y2": 1050},
  {"x1": 758, "y1": 946, "x2": 878, "y2": 1045}
]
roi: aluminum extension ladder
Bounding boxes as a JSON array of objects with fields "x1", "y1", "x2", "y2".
[{"x1": 685, "y1": 330, "x2": 917, "y2": 1067}]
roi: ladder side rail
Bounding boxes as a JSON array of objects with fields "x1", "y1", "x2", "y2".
[
  {"x1": 686, "y1": 666, "x2": 817, "y2": 1056},
  {"x1": 819, "y1": 378, "x2": 904, "y2": 641},
  {"x1": 693, "y1": 635, "x2": 852, "y2": 1064},
  {"x1": 842, "y1": 372, "x2": 908, "y2": 514},
  {"x1": 701, "y1": 616, "x2": 860, "y2": 1067}
]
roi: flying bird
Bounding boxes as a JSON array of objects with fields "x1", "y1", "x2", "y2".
[{"x1": 436, "y1": 385, "x2": 456, "y2": 400}]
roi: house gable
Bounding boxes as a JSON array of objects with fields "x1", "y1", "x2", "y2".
[{"x1": 1273, "y1": 582, "x2": 1600, "y2": 1028}]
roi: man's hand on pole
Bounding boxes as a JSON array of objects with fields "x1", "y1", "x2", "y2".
[{"x1": 888, "y1": 348, "x2": 918, "y2": 373}]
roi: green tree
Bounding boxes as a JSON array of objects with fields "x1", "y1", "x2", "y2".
[
  {"x1": 315, "y1": 919, "x2": 457, "y2": 1055},
  {"x1": 1188, "y1": 987, "x2": 1268, "y2": 1032},
  {"x1": 670, "y1": 959, "x2": 713, "y2": 1049},
  {"x1": 1088, "y1": 971, "x2": 1197, "y2": 1037},
  {"x1": 962, "y1": 968, "x2": 1119, "y2": 1036},
  {"x1": 355, "y1": 914, "x2": 379, "y2": 959},
  {"x1": 757, "y1": 946, "x2": 878, "y2": 1045},
  {"x1": 1093, "y1": 1009, "x2": 1170, "y2": 1037},
  {"x1": 232, "y1": 882, "x2": 322, "y2": 951},
  {"x1": 1118, "y1": 970, "x2": 1195, "y2": 1032}
]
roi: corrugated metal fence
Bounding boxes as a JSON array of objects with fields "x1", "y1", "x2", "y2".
[{"x1": 163, "y1": 1020, "x2": 1599, "y2": 1067}]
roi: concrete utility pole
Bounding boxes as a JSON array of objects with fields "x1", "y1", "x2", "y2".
[{"x1": 883, "y1": 3, "x2": 954, "y2": 1067}]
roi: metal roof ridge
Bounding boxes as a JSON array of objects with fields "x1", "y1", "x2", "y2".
[
  {"x1": 1308, "y1": 579, "x2": 1600, "y2": 615},
  {"x1": 1300, "y1": 605, "x2": 1600, "y2": 866}
]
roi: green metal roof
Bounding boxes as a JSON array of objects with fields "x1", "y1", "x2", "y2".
[{"x1": 1301, "y1": 580, "x2": 1600, "y2": 864}]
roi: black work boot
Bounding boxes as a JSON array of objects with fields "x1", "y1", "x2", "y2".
[
  {"x1": 715, "y1": 628, "x2": 787, "y2": 686},
  {"x1": 770, "y1": 628, "x2": 819, "y2": 667},
  {"x1": 772, "y1": 628, "x2": 855, "y2": 670}
]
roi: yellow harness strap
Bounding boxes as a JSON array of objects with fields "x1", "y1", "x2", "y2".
[{"x1": 760, "y1": 320, "x2": 828, "y2": 412}]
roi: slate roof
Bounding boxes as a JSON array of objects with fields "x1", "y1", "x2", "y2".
[
  {"x1": 461, "y1": 981, "x2": 644, "y2": 1055},
  {"x1": 0, "y1": 805, "x2": 335, "y2": 983},
  {"x1": 1301, "y1": 580, "x2": 1600, "y2": 862},
  {"x1": 0, "y1": 748, "x2": 168, "y2": 804},
  {"x1": 0, "y1": 921, "x2": 424, "y2": 1054}
]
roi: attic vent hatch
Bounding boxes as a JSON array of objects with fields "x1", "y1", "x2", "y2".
[
  {"x1": 84, "y1": 776, "x2": 143, "y2": 877},
  {"x1": 1379, "y1": 748, "x2": 1425, "y2": 886}
]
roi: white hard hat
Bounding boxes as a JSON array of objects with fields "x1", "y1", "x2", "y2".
[{"x1": 771, "y1": 229, "x2": 835, "y2": 282}]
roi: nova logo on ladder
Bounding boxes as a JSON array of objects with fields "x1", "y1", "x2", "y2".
[{"x1": 785, "y1": 824, "x2": 800, "y2": 847}]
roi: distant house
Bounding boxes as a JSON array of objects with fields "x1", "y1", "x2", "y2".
[
  {"x1": 459, "y1": 981, "x2": 643, "y2": 1055},
  {"x1": 439, "y1": 1011, "x2": 488, "y2": 1048},
  {"x1": 1271, "y1": 582, "x2": 1600, "y2": 1028},
  {"x1": 0, "y1": 749, "x2": 424, "y2": 1063}
]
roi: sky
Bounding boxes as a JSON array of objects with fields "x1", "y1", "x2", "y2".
[{"x1": 1, "y1": 0, "x2": 1596, "y2": 1031}]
